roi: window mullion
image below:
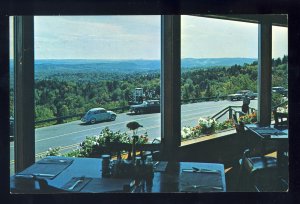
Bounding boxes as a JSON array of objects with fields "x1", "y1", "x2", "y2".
[
  {"x1": 161, "y1": 15, "x2": 181, "y2": 160},
  {"x1": 258, "y1": 18, "x2": 272, "y2": 126},
  {"x1": 14, "y1": 16, "x2": 35, "y2": 173}
]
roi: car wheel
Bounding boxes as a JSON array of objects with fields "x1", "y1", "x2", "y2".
[
  {"x1": 111, "y1": 115, "x2": 116, "y2": 121},
  {"x1": 90, "y1": 118, "x2": 96, "y2": 124}
]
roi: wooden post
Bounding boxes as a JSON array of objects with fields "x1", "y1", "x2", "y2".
[
  {"x1": 0, "y1": 15, "x2": 10, "y2": 184},
  {"x1": 161, "y1": 15, "x2": 181, "y2": 161},
  {"x1": 258, "y1": 17, "x2": 272, "y2": 126},
  {"x1": 14, "y1": 16, "x2": 35, "y2": 172},
  {"x1": 229, "y1": 107, "x2": 233, "y2": 119}
]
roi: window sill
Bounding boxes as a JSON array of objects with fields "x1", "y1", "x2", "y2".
[{"x1": 180, "y1": 128, "x2": 236, "y2": 147}]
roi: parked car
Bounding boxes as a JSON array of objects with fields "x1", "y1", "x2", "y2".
[
  {"x1": 129, "y1": 100, "x2": 160, "y2": 114},
  {"x1": 228, "y1": 90, "x2": 257, "y2": 101},
  {"x1": 81, "y1": 108, "x2": 117, "y2": 124},
  {"x1": 272, "y1": 86, "x2": 288, "y2": 96}
]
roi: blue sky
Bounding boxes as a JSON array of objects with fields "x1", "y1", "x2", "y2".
[{"x1": 10, "y1": 15, "x2": 288, "y2": 60}]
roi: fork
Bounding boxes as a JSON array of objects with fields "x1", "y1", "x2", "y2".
[
  {"x1": 68, "y1": 178, "x2": 84, "y2": 190},
  {"x1": 189, "y1": 185, "x2": 223, "y2": 190}
]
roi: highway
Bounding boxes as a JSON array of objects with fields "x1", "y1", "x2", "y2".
[{"x1": 10, "y1": 99, "x2": 257, "y2": 175}]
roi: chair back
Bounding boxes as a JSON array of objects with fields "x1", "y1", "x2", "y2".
[
  {"x1": 233, "y1": 113, "x2": 245, "y2": 134},
  {"x1": 12, "y1": 175, "x2": 70, "y2": 193},
  {"x1": 106, "y1": 142, "x2": 132, "y2": 160},
  {"x1": 106, "y1": 142, "x2": 161, "y2": 160}
]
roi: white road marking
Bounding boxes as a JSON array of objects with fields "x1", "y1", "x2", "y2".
[{"x1": 10, "y1": 106, "x2": 225, "y2": 149}]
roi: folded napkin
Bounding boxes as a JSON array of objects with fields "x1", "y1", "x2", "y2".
[
  {"x1": 179, "y1": 171, "x2": 223, "y2": 193},
  {"x1": 17, "y1": 158, "x2": 74, "y2": 179},
  {"x1": 251, "y1": 127, "x2": 286, "y2": 135}
]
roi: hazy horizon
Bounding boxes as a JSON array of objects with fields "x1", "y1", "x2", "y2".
[{"x1": 10, "y1": 15, "x2": 287, "y2": 60}]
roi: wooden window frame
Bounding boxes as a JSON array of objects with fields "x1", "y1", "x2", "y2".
[{"x1": 11, "y1": 15, "x2": 287, "y2": 170}]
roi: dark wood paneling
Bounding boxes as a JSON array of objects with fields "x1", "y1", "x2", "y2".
[{"x1": 178, "y1": 133, "x2": 277, "y2": 168}]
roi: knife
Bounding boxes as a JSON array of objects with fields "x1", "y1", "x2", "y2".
[
  {"x1": 68, "y1": 179, "x2": 83, "y2": 190},
  {"x1": 185, "y1": 185, "x2": 223, "y2": 190},
  {"x1": 16, "y1": 173, "x2": 55, "y2": 178},
  {"x1": 182, "y1": 167, "x2": 220, "y2": 174}
]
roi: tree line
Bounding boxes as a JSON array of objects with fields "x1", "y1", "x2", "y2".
[{"x1": 9, "y1": 55, "x2": 288, "y2": 123}]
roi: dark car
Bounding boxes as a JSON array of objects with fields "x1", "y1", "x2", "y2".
[
  {"x1": 129, "y1": 100, "x2": 160, "y2": 114},
  {"x1": 228, "y1": 90, "x2": 257, "y2": 101},
  {"x1": 272, "y1": 87, "x2": 288, "y2": 96}
]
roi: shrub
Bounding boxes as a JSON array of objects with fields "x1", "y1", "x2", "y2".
[{"x1": 42, "y1": 127, "x2": 149, "y2": 158}]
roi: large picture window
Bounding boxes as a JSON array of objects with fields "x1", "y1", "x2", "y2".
[
  {"x1": 9, "y1": 15, "x2": 288, "y2": 181},
  {"x1": 10, "y1": 15, "x2": 161, "y2": 175},
  {"x1": 180, "y1": 15, "x2": 258, "y2": 142}
]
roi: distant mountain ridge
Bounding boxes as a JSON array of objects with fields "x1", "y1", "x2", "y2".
[
  {"x1": 181, "y1": 58, "x2": 257, "y2": 68},
  {"x1": 10, "y1": 58, "x2": 257, "y2": 74}
]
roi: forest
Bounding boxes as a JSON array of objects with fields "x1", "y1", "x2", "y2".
[{"x1": 9, "y1": 55, "x2": 288, "y2": 124}]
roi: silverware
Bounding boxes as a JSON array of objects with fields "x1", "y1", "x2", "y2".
[
  {"x1": 16, "y1": 173, "x2": 55, "y2": 178},
  {"x1": 34, "y1": 173, "x2": 55, "y2": 177},
  {"x1": 182, "y1": 167, "x2": 220, "y2": 174},
  {"x1": 68, "y1": 179, "x2": 83, "y2": 190},
  {"x1": 153, "y1": 161, "x2": 159, "y2": 168},
  {"x1": 186, "y1": 185, "x2": 223, "y2": 190}
]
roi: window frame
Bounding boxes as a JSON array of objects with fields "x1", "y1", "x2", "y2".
[{"x1": 11, "y1": 15, "x2": 288, "y2": 172}]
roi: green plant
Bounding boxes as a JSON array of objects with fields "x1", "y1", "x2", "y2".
[
  {"x1": 45, "y1": 147, "x2": 61, "y2": 157},
  {"x1": 238, "y1": 112, "x2": 257, "y2": 124},
  {"x1": 198, "y1": 117, "x2": 217, "y2": 134},
  {"x1": 42, "y1": 127, "x2": 149, "y2": 158},
  {"x1": 276, "y1": 104, "x2": 288, "y2": 113},
  {"x1": 181, "y1": 117, "x2": 235, "y2": 140},
  {"x1": 216, "y1": 118, "x2": 234, "y2": 130}
]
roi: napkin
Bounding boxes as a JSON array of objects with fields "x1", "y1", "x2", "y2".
[
  {"x1": 17, "y1": 158, "x2": 74, "y2": 179},
  {"x1": 179, "y1": 171, "x2": 223, "y2": 192}
]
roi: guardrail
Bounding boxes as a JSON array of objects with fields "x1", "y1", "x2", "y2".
[
  {"x1": 35, "y1": 96, "x2": 228, "y2": 125},
  {"x1": 181, "y1": 95, "x2": 227, "y2": 104},
  {"x1": 35, "y1": 106, "x2": 131, "y2": 125},
  {"x1": 34, "y1": 95, "x2": 247, "y2": 126},
  {"x1": 212, "y1": 106, "x2": 256, "y2": 121}
]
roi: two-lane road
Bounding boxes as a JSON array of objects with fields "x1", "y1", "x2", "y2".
[{"x1": 10, "y1": 100, "x2": 257, "y2": 175}]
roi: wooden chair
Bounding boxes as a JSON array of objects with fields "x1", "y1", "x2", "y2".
[
  {"x1": 135, "y1": 143, "x2": 161, "y2": 161},
  {"x1": 251, "y1": 167, "x2": 289, "y2": 192},
  {"x1": 233, "y1": 113, "x2": 278, "y2": 191},
  {"x1": 12, "y1": 175, "x2": 71, "y2": 193}
]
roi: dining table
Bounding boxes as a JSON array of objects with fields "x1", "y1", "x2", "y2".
[
  {"x1": 10, "y1": 156, "x2": 226, "y2": 193},
  {"x1": 244, "y1": 123, "x2": 288, "y2": 177}
]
